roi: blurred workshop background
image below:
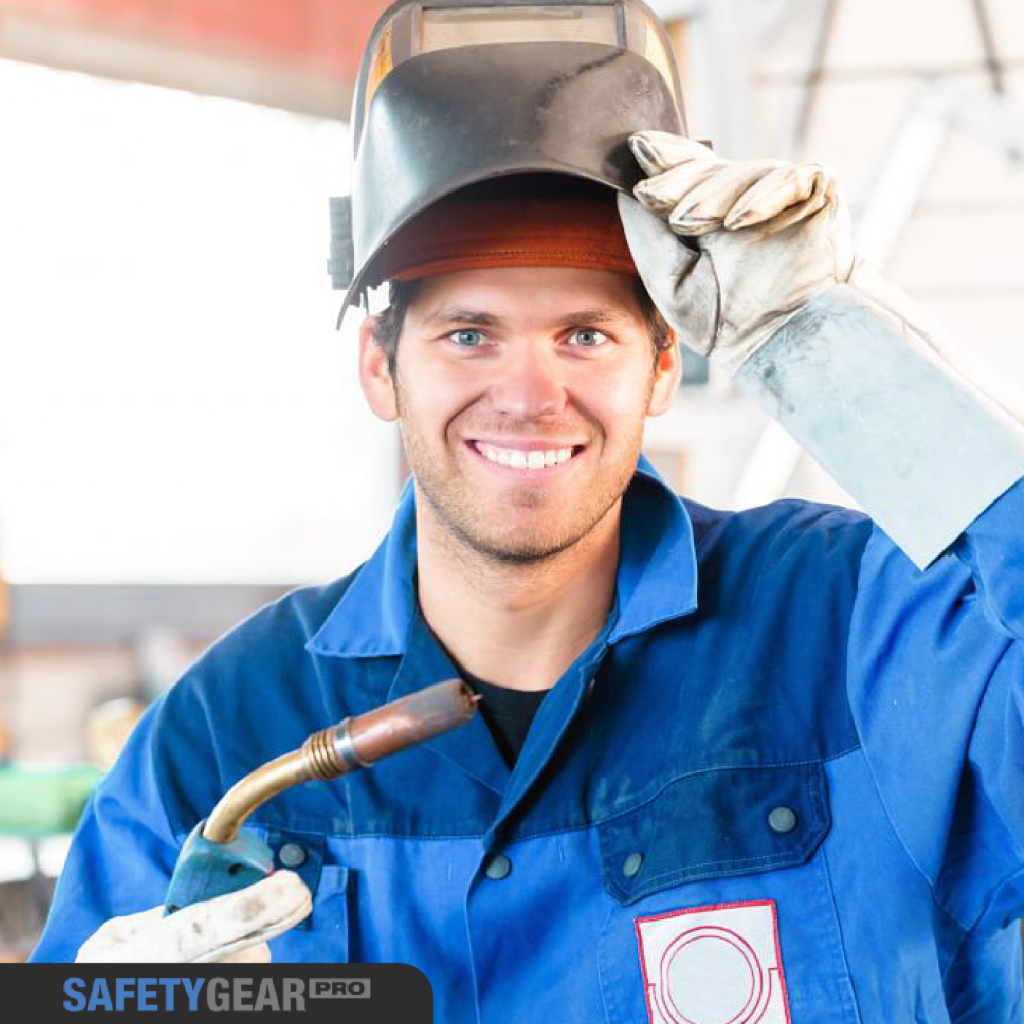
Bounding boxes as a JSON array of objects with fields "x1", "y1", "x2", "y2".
[{"x1": 1, "y1": 0, "x2": 1024, "y2": 960}]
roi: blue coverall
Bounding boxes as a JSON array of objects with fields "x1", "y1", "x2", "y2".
[{"x1": 32, "y1": 457, "x2": 1024, "y2": 1023}]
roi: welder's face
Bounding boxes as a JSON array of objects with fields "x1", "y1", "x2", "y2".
[{"x1": 359, "y1": 266, "x2": 679, "y2": 562}]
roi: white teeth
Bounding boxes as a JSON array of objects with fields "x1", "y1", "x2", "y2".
[{"x1": 476, "y1": 443, "x2": 578, "y2": 470}]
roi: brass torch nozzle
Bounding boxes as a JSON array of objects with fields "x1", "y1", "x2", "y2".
[{"x1": 202, "y1": 678, "x2": 475, "y2": 844}]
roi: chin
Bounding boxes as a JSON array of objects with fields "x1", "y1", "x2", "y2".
[{"x1": 462, "y1": 524, "x2": 586, "y2": 564}]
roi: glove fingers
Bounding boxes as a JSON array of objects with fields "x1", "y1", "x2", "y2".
[
  {"x1": 75, "y1": 907, "x2": 166, "y2": 962},
  {"x1": 179, "y1": 871, "x2": 313, "y2": 963},
  {"x1": 74, "y1": 872, "x2": 312, "y2": 965},
  {"x1": 759, "y1": 194, "x2": 829, "y2": 236},
  {"x1": 634, "y1": 161, "x2": 722, "y2": 216},
  {"x1": 666, "y1": 162, "x2": 786, "y2": 236},
  {"x1": 629, "y1": 131, "x2": 714, "y2": 176},
  {"x1": 724, "y1": 164, "x2": 830, "y2": 230},
  {"x1": 754, "y1": 175, "x2": 835, "y2": 236}
]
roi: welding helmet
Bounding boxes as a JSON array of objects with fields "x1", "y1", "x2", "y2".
[{"x1": 328, "y1": 0, "x2": 688, "y2": 318}]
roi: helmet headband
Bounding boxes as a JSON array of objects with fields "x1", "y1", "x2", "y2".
[{"x1": 382, "y1": 189, "x2": 639, "y2": 282}]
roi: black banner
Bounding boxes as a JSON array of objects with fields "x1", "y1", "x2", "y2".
[{"x1": 10, "y1": 964, "x2": 431, "y2": 1022}]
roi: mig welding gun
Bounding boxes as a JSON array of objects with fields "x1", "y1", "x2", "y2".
[
  {"x1": 164, "y1": 679, "x2": 476, "y2": 913},
  {"x1": 74, "y1": 679, "x2": 475, "y2": 963}
]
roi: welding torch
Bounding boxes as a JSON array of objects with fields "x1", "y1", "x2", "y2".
[{"x1": 164, "y1": 678, "x2": 476, "y2": 915}]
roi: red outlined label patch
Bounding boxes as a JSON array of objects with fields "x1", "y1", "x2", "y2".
[{"x1": 635, "y1": 899, "x2": 792, "y2": 1024}]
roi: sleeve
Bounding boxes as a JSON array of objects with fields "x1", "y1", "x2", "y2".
[
  {"x1": 847, "y1": 476, "x2": 1024, "y2": 934},
  {"x1": 28, "y1": 672, "x2": 223, "y2": 963},
  {"x1": 728, "y1": 270, "x2": 1024, "y2": 933}
]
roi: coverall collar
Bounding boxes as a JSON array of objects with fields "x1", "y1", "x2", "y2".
[{"x1": 307, "y1": 453, "x2": 698, "y2": 660}]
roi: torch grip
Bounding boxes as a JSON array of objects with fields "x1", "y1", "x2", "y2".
[{"x1": 201, "y1": 678, "x2": 475, "y2": 844}]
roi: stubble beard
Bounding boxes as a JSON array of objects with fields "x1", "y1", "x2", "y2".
[{"x1": 394, "y1": 378, "x2": 650, "y2": 567}]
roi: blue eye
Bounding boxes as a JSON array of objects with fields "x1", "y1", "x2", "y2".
[
  {"x1": 569, "y1": 328, "x2": 608, "y2": 348},
  {"x1": 450, "y1": 329, "x2": 485, "y2": 347}
]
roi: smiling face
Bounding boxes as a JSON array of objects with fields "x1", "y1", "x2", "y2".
[{"x1": 359, "y1": 266, "x2": 680, "y2": 564}]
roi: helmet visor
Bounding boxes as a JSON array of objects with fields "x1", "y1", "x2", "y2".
[{"x1": 358, "y1": 1, "x2": 682, "y2": 144}]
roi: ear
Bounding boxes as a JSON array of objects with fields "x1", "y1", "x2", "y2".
[
  {"x1": 646, "y1": 331, "x2": 682, "y2": 417},
  {"x1": 358, "y1": 316, "x2": 398, "y2": 422}
]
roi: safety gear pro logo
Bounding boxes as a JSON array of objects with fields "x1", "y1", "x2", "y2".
[
  {"x1": 635, "y1": 900, "x2": 791, "y2": 1024},
  {"x1": 62, "y1": 976, "x2": 370, "y2": 1011},
  {"x1": 21, "y1": 965, "x2": 428, "y2": 1021}
]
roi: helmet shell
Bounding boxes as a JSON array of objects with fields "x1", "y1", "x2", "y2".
[{"x1": 330, "y1": 1, "x2": 688, "y2": 316}]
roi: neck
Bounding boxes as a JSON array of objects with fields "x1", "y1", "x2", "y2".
[{"x1": 415, "y1": 489, "x2": 621, "y2": 692}]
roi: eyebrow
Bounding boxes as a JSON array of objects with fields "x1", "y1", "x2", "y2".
[
  {"x1": 552, "y1": 308, "x2": 635, "y2": 328},
  {"x1": 420, "y1": 306, "x2": 636, "y2": 329},
  {"x1": 421, "y1": 308, "x2": 505, "y2": 328}
]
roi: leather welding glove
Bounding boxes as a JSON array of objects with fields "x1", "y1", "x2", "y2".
[
  {"x1": 75, "y1": 870, "x2": 312, "y2": 963},
  {"x1": 617, "y1": 131, "x2": 855, "y2": 373},
  {"x1": 618, "y1": 130, "x2": 1024, "y2": 568}
]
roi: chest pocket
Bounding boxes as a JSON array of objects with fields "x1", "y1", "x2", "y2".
[
  {"x1": 597, "y1": 763, "x2": 829, "y2": 905},
  {"x1": 255, "y1": 829, "x2": 351, "y2": 964},
  {"x1": 595, "y1": 763, "x2": 861, "y2": 1024}
]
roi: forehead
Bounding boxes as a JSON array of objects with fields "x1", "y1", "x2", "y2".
[{"x1": 405, "y1": 266, "x2": 646, "y2": 328}]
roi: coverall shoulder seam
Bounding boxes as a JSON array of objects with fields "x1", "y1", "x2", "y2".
[{"x1": 822, "y1": 742, "x2": 861, "y2": 763}]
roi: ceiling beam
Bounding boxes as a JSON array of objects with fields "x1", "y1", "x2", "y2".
[{"x1": 0, "y1": 0, "x2": 389, "y2": 117}]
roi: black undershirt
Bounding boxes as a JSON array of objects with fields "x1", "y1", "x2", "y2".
[{"x1": 461, "y1": 671, "x2": 551, "y2": 767}]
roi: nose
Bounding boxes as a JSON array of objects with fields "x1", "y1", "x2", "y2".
[{"x1": 487, "y1": 341, "x2": 567, "y2": 420}]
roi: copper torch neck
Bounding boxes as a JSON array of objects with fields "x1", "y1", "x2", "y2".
[{"x1": 201, "y1": 678, "x2": 475, "y2": 844}]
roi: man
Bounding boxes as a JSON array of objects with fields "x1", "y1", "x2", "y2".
[{"x1": 32, "y1": 3, "x2": 1024, "y2": 1022}]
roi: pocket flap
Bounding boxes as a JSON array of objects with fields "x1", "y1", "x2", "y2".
[{"x1": 597, "y1": 762, "x2": 830, "y2": 905}]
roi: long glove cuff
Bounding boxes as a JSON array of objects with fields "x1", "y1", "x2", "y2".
[{"x1": 734, "y1": 276, "x2": 1024, "y2": 567}]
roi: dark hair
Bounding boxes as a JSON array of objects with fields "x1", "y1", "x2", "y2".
[{"x1": 371, "y1": 277, "x2": 673, "y2": 377}]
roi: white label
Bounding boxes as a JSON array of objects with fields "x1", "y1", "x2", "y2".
[{"x1": 635, "y1": 900, "x2": 791, "y2": 1024}]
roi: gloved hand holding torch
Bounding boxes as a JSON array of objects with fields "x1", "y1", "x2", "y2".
[
  {"x1": 73, "y1": 679, "x2": 476, "y2": 963},
  {"x1": 75, "y1": 872, "x2": 312, "y2": 964}
]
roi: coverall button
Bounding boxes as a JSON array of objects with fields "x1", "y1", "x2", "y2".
[
  {"x1": 768, "y1": 806, "x2": 798, "y2": 834},
  {"x1": 278, "y1": 842, "x2": 307, "y2": 868},
  {"x1": 484, "y1": 853, "x2": 512, "y2": 880},
  {"x1": 622, "y1": 852, "x2": 643, "y2": 878}
]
